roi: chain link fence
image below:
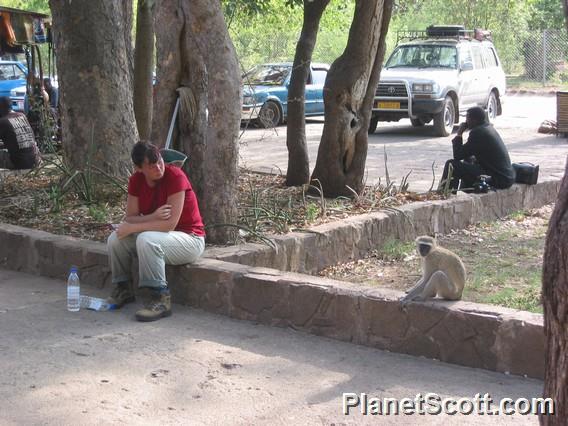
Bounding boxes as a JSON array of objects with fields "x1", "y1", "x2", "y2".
[
  {"x1": 234, "y1": 29, "x2": 568, "y2": 87},
  {"x1": 497, "y1": 29, "x2": 568, "y2": 87}
]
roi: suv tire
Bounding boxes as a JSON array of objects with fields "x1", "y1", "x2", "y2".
[
  {"x1": 433, "y1": 96, "x2": 455, "y2": 137},
  {"x1": 486, "y1": 91, "x2": 498, "y2": 122},
  {"x1": 258, "y1": 101, "x2": 281, "y2": 128},
  {"x1": 368, "y1": 116, "x2": 379, "y2": 134}
]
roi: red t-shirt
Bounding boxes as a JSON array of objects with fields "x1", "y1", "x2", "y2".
[{"x1": 128, "y1": 165, "x2": 205, "y2": 237}]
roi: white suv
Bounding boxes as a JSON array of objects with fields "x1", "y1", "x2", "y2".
[{"x1": 370, "y1": 25, "x2": 506, "y2": 136}]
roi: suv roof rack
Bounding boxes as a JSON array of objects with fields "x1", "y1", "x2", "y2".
[{"x1": 396, "y1": 25, "x2": 492, "y2": 44}]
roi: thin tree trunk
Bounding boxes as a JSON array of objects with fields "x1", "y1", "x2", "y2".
[
  {"x1": 310, "y1": 0, "x2": 393, "y2": 197},
  {"x1": 154, "y1": 0, "x2": 240, "y2": 244},
  {"x1": 122, "y1": 1, "x2": 134, "y2": 80},
  {"x1": 285, "y1": 0, "x2": 330, "y2": 187},
  {"x1": 133, "y1": 0, "x2": 155, "y2": 140},
  {"x1": 49, "y1": 0, "x2": 137, "y2": 178},
  {"x1": 152, "y1": 0, "x2": 182, "y2": 148}
]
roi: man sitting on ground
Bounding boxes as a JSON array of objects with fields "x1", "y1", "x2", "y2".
[
  {"x1": 440, "y1": 106, "x2": 515, "y2": 192},
  {"x1": 0, "y1": 96, "x2": 41, "y2": 169},
  {"x1": 106, "y1": 141, "x2": 205, "y2": 322}
]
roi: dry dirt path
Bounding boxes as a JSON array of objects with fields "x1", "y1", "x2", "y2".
[{"x1": 0, "y1": 269, "x2": 546, "y2": 425}]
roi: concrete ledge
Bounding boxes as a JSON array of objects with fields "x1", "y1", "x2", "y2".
[
  {"x1": 206, "y1": 181, "x2": 560, "y2": 273},
  {"x1": 0, "y1": 223, "x2": 111, "y2": 288},
  {"x1": 171, "y1": 258, "x2": 544, "y2": 379}
]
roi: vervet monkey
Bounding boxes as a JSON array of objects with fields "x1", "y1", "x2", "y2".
[{"x1": 401, "y1": 236, "x2": 466, "y2": 303}]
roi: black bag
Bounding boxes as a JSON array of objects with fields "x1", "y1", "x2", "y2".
[{"x1": 513, "y1": 162, "x2": 539, "y2": 185}]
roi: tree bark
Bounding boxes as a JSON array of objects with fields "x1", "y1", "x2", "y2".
[
  {"x1": 133, "y1": 0, "x2": 155, "y2": 140},
  {"x1": 154, "y1": 0, "x2": 241, "y2": 244},
  {"x1": 540, "y1": 6, "x2": 568, "y2": 423},
  {"x1": 152, "y1": 1, "x2": 182, "y2": 148},
  {"x1": 310, "y1": 0, "x2": 393, "y2": 197},
  {"x1": 541, "y1": 165, "x2": 568, "y2": 424},
  {"x1": 49, "y1": 0, "x2": 137, "y2": 177},
  {"x1": 154, "y1": 0, "x2": 208, "y2": 198},
  {"x1": 285, "y1": 0, "x2": 330, "y2": 187}
]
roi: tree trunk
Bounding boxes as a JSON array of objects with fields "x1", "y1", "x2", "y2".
[
  {"x1": 154, "y1": 0, "x2": 241, "y2": 244},
  {"x1": 133, "y1": 0, "x2": 155, "y2": 140},
  {"x1": 541, "y1": 166, "x2": 568, "y2": 424},
  {"x1": 49, "y1": 0, "x2": 137, "y2": 178},
  {"x1": 310, "y1": 0, "x2": 393, "y2": 197},
  {"x1": 152, "y1": 1, "x2": 182, "y2": 148},
  {"x1": 540, "y1": 7, "x2": 568, "y2": 423},
  {"x1": 285, "y1": 0, "x2": 330, "y2": 187},
  {"x1": 154, "y1": 0, "x2": 208, "y2": 198}
]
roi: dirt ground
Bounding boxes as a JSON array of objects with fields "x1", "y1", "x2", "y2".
[
  {"x1": 0, "y1": 163, "x2": 439, "y2": 243},
  {"x1": 321, "y1": 205, "x2": 552, "y2": 313}
]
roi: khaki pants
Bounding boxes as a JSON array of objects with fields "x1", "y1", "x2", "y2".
[{"x1": 107, "y1": 230, "x2": 205, "y2": 289}]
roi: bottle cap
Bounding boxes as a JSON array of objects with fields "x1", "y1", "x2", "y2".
[{"x1": 70, "y1": 265, "x2": 78, "y2": 273}]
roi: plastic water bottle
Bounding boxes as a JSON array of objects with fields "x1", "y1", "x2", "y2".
[{"x1": 67, "y1": 266, "x2": 80, "y2": 312}]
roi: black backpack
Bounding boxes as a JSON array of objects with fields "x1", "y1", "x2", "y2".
[{"x1": 513, "y1": 163, "x2": 539, "y2": 185}]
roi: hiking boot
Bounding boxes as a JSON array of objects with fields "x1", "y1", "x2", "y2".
[
  {"x1": 107, "y1": 282, "x2": 135, "y2": 309},
  {"x1": 135, "y1": 290, "x2": 171, "y2": 322}
]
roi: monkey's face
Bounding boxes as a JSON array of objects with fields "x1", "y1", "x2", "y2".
[{"x1": 418, "y1": 243, "x2": 431, "y2": 257}]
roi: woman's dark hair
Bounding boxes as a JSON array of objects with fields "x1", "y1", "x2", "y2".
[{"x1": 131, "y1": 141, "x2": 160, "y2": 167}]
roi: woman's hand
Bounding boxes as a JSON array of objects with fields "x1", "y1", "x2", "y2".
[
  {"x1": 152, "y1": 204, "x2": 172, "y2": 221},
  {"x1": 116, "y1": 222, "x2": 135, "y2": 239}
]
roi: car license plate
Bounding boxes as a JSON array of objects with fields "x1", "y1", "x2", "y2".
[{"x1": 376, "y1": 101, "x2": 400, "y2": 109}]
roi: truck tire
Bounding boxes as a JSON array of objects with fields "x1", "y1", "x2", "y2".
[
  {"x1": 433, "y1": 96, "x2": 455, "y2": 137},
  {"x1": 368, "y1": 116, "x2": 379, "y2": 134},
  {"x1": 486, "y1": 91, "x2": 498, "y2": 122}
]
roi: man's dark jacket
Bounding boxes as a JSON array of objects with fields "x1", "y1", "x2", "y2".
[{"x1": 452, "y1": 119, "x2": 515, "y2": 189}]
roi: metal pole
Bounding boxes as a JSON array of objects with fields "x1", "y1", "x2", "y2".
[
  {"x1": 165, "y1": 97, "x2": 180, "y2": 150},
  {"x1": 542, "y1": 30, "x2": 547, "y2": 86}
]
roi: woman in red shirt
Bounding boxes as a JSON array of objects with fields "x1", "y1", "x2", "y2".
[{"x1": 107, "y1": 142, "x2": 205, "y2": 322}]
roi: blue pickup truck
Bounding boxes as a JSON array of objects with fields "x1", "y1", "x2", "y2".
[{"x1": 0, "y1": 60, "x2": 27, "y2": 112}]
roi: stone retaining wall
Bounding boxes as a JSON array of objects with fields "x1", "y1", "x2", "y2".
[
  {"x1": 171, "y1": 258, "x2": 544, "y2": 379},
  {"x1": 0, "y1": 181, "x2": 556, "y2": 379},
  {"x1": 206, "y1": 181, "x2": 560, "y2": 274}
]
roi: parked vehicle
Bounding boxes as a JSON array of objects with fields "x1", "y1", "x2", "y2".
[
  {"x1": 370, "y1": 25, "x2": 506, "y2": 136},
  {"x1": 242, "y1": 62, "x2": 329, "y2": 128},
  {"x1": 9, "y1": 84, "x2": 26, "y2": 112},
  {"x1": 0, "y1": 60, "x2": 27, "y2": 111}
]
